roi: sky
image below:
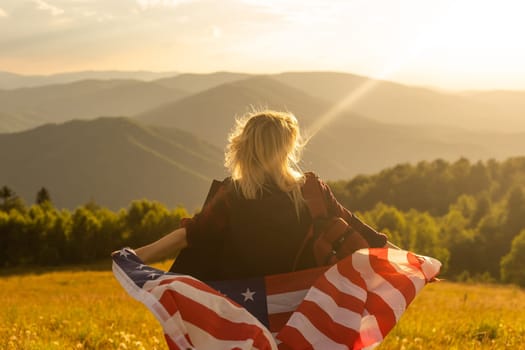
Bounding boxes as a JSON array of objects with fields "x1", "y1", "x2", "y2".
[{"x1": 1, "y1": 0, "x2": 525, "y2": 90}]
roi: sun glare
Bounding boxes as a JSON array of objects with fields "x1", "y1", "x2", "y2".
[
  {"x1": 303, "y1": 0, "x2": 525, "y2": 140},
  {"x1": 1, "y1": 1, "x2": 524, "y2": 89}
]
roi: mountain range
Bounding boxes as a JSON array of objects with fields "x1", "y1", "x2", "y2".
[
  {"x1": 0, "y1": 70, "x2": 178, "y2": 90},
  {"x1": 1, "y1": 71, "x2": 525, "y2": 210},
  {"x1": 0, "y1": 117, "x2": 224, "y2": 210},
  {"x1": 0, "y1": 79, "x2": 188, "y2": 133}
]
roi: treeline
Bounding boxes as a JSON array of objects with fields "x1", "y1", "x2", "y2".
[
  {"x1": 330, "y1": 157, "x2": 525, "y2": 286},
  {"x1": 1, "y1": 157, "x2": 525, "y2": 287},
  {"x1": 0, "y1": 187, "x2": 187, "y2": 267}
]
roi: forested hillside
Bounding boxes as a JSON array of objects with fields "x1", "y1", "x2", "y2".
[
  {"x1": 329, "y1": 157, "x2": 525, "y2": 285},
  {"x1": 0, "y1": 117, "x2": 225, "y2": 210},
  {"x1": 2, "y1": 157, "x2": 524, "y2": 286}
]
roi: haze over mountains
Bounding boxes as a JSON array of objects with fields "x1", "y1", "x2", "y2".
[
  {"x1": 1, "y1": 70, "x2": 525, "y2": 210},
  {"x1": 0, "y1": 70, "x2": 178, "y2": 90},
  {"x1": 0, "y1": 79, "x2": 188, "y2": 133}
]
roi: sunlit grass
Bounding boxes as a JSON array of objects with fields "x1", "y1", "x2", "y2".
[
  {"x1": 380, "y1": 282, "x2": 525, "y2": 349},
  {"x1": 2, "y1": 263, "x2": 524, "y2": 349},
  {"x1": 1, "y1": 260, "x2": 172, "y2": 350}
]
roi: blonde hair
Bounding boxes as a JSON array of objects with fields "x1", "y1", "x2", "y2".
[{"x1": 225, "y1": 110, "x2": 305, "y2": 215}]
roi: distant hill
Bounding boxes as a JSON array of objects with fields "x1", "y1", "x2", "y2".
[
  {"x1": 272, "y1": 71, "x2": 525, "y2": 133},
  {"x1": 0, "y1": 117, "x2": 225, "y2": 210},
  {"x1": 0, "y1": 70, "x2": 178, "y2": 89},
  {"x1": 137, "y1": 75, "x2": 327, "y2": 146},
  {"x1": 305, "y1": 118, "x2": 525, "y2": 180},
  {"x1": 461, "y1": 90, "x2": 525, "y2": 130},
  {"x1": 272, "y1": 71, "x2": 370, "y2": 103},
  {"x1": 0, "y1": 80, "x2": 187, "y2": 133},
  {"x1": 154, "y1": 72, "x2": 252, "y2": 94}
]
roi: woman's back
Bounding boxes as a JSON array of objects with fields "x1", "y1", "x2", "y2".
[
  {"x1": 171, "y1": 177, "x2": 313, "y2": 281},
  {"x1": 223, "y1": 181, "x2": 311, "y2": 279}
]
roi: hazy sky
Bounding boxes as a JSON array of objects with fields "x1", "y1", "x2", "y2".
[{"x1": 1, "y1": 0, "x2": 524, "y2": 90}]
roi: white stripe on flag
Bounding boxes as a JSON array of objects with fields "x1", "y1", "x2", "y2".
[
  {"x1": 418, "y1": 254, "x2": 442, "y2": 281},
  {"x1": 286, "y1": 313, "x2": 350, "y2": 350},
  {"x1": 304, "y1": 287, "x2": 362, "y2": 330},
  {"x1": 324, "y1": 266, "x2": 367, "y2": 301},
  {"x1": 267, "y1": 289, "x2": 309, "y2": 314},
  {"x1": 112, "y1": 262, "x2": 194, "y2": 349},
  {"x1": 352, "y1": 252, "x2": 407, "y2": 321},
  {"x1": 359, "y1": 310, "x2": 383, "y2": 349},
  {"x1": 388, "y1": 249, "x2": 425, "y2": 292},
  {"x1": 162, "y1": 310, "x2": 187, "y2": 333},
  {"x1": 142, "y1": 274, "x2": 194, "y2": 291},
  {"x1": 184, "y1": 322, "x2": 269, "y2": 350}
]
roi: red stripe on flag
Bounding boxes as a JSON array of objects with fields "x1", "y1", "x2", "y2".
[
  {"x1": 295, "y1": 300, "x2": 360, "y2": 345},
  {"x1": 159, "y1": 289, "x2": 271, "y2": 349},
  {"x1": 313, "y1": 274, "x2": 366, "y2": 315},
  {"x1": 157, "y1": 277, "x2": 180, "y2": 286},
  {"x1": 164, "y1": 333, "x2": 194, "y2": 350},
  {"x1": 335, "y1": 257, "x2": 367, "y2": 290},
  {"x1": 265, "y1": 266, "x2": 328, "y2": 295},
  {"x1": 370, "y1": 249, "x2": 417, "y2": 304},
  {"x1": 365, "y1": 292, "x2": 397, "y2": 338},
  {"x1": 407, "y1": 251, "x2": 422, "y2": 268},
  {"x1": 159, "y1": 277, "x2": 235, "y2": 302},
  {"x1": 157, "y1": 286, "x2": 180, "y2": 316},
  {"x1": 277, "y1": 325, "x2": 314, "y2": 350},
  {"x1": 269, "y1": 312, "x2": 293, "y2": 333},
  {"x1": 406, "y1": 251, "x2": 427, "y2": 278},
  {"x1": 164, "y1": 333, "x2": 186, "y2": 350},
  {"x1": 153, "y1": 276, "x2": 243, "y2": 314}
]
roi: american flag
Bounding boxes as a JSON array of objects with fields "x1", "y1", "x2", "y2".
[{"x1": 112, "y1": 248, "x2": 441, "y2": 350}]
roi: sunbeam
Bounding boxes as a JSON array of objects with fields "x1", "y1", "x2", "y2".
[{"x1": 304, "y1": 2, "x2": 455, "y2": 142}]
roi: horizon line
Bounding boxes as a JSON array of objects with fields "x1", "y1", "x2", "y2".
[{"x1": 2, "y1": 68, "x2": 522, "y2": 93}]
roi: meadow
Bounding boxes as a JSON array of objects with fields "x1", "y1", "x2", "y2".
[{"x1": 1, "y1": 261, "x2": 524, "y2": 350}]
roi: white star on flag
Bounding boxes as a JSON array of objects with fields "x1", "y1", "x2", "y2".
[
  {"x1": 241, "y1": 288, "x2": 256, "y2": 302},
  {"x1": 147, "y1": 272, "x2": 160, "y2": 279},
  {"x1": 119, "y1": 249, "x2": 131, "y2": 258}
]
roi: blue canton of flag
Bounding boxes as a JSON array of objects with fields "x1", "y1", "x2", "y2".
[
  {"x1": 114, "y1": 248, "x2": 167, "y2": 288},
  {"x1": 208, "y1": 278, "x2": 269, "y2": 329}
]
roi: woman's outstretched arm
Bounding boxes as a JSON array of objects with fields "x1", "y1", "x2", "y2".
[
  {"x1": 385, "y1": 240, "x2": 402, "y2": 250},
  {"x1": 134, "y1": 227, "x2": 188, "y2": 264}
]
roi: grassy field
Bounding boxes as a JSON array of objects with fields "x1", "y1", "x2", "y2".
[{"x1": 2, "y1": 262, "x2": 525, "y2": 350}]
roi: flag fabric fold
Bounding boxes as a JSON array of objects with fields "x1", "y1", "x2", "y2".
[{"x1": 112, "y1": 248, "x2": 441, "y2": 350}]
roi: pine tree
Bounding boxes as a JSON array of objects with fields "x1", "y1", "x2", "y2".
[{"x1": 36, "y1": 187, "x2": 51, "y2": 205}]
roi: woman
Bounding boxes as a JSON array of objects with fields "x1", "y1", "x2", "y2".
[{"x1": 133, "y1": 110, "x2": 388, "y2": 280}]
